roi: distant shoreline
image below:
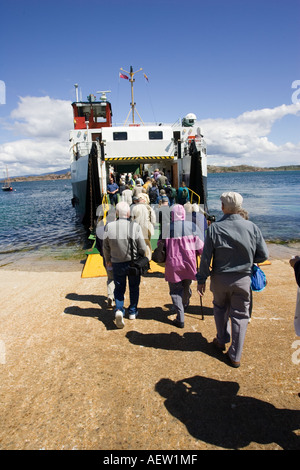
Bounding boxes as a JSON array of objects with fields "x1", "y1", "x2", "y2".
[
  {"x1": 207, "y1": 164, "x2": 300, "y2": 173},
  {"x1": 3, "y1": 165, "x2": 300, "y2": 183},
  {"x1": 7, "y1": 172, "x2": 71, "y2": 183}
]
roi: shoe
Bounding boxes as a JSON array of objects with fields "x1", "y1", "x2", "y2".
[
  {"x1": 212, "y1": 337, "x2": 226, "y2": 351},
  {"x1": 226, "y1": 352, "x2": 240, "y2": 368},
  {"x1": 107, "y1": 298, "x2": 114, "y2": 308},
  {"x1": 128, "y1": 313, "x2": 136, "y2": 320},
  {"x1": 172, "y1": 319, "x2": 184, "y2": 328},
  {"x1": 115, "y1": 310, "x2": 125, "y2": 329}
]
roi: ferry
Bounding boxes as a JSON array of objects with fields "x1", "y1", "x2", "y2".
[{"x1": 69, "y1": 66, "x2": 209, "y2": 228}]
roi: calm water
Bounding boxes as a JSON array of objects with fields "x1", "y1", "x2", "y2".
[
  {"x1": 0, "y1": 172, "x2": 299, "y2": 267},
  {"x1": 0, "y1": 179, "x2": 87, "y2": 266},
  {"x1": 206, "y1": 171, "x2": 300, "y2": 242}
]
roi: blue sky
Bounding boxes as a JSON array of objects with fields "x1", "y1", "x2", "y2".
[{"x1": 0, "y1": 0, "x2": 299, "y2": 176}]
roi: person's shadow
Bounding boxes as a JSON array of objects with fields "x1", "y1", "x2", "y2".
[
  {"x1": 155, "y1": 376, "x2": 300, "y2": 450},
  {"x1": 64, "y1": 292, "x2": 116, "y2": 329}
]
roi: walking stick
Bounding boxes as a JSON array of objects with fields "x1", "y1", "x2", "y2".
[{"x1": 200, "y1": 296, "x2": 204, "y2": 320}]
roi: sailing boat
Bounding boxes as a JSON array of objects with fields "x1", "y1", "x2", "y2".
[{"x1": 2, "y1": 167, "x2": 13, "y2": 191}]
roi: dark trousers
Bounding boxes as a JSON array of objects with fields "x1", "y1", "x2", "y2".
[
  {"x1": 168, "y1": 279, "x2": 192, "y2": 323},
  {"x1": 112, "y1": 261, "x2": 141, "y2": 316},
  {"x1": 210, "y1": 272, "x2": 251, "y2": 362}
]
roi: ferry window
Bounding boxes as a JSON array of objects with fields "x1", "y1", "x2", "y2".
[
  {"x1": 149, "y1": 131, "x2": 163, "y2": 140},
  {"x1": 113, "y1": 132, "x2": 128, "y2": 140}
]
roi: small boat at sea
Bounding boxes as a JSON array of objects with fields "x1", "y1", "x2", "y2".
[
  {"x1": 69, "y1": 66, "x2": 209, "y2": 228},
  {"x1": 2, "y1": 167, "x2": 13, "y2": 192}
]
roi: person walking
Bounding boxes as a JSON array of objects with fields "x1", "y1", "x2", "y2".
[
  {"x1": 121, "y1": 184, "x2": 133, "y2": 205},
  {"x1": 131, "y1": 196, "x2": 156, "y2": 260},
  {"x1": 177, "y1": 181, "x2": 189, "y2": 205},
  {"x1": 157, "y1": 171, "x2": 168, "y2": 189},
  {"x1": 95, "y1": 208, "x2": 116, "y2": 308},
  {"x1": 103, "y1": 201, "x2": 147, "y2": 328},
  {"x1": 160, "y1": 204, "x2": 204, "y2": 328},
  {"x1": 197, "y1": 192, "x2": 269, "y2": 367}
]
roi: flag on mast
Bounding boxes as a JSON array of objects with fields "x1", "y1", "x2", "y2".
[{"x1": 119, "y1": 72, "x2": 129, "y2": 80}]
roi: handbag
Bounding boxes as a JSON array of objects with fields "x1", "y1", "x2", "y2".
[
  {"x1": 129, "y1": 255, "x2": 150, "y2": 276},
  {"x1": 152, "y1": 240, "x2": 166, "y2": 263},
  {"x1": 251, "y1": 264, "x2": 267, "y2": 292},
  {"x1": 129, "y1": 234, "x2": 149, "y2": 276},
  {"x1": 152, "y1": 213, "x2": 166, "y2": 264}
]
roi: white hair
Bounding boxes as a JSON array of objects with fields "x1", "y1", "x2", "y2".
[{"x1": 116, "y1": 201, "x2": 130, "y2": 218}]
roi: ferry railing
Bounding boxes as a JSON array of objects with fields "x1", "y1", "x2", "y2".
[{"x1": 187, "y1": 187, "x2": 201, "y2": 204}]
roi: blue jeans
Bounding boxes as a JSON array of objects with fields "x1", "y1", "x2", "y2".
[{"x1": 112, "y1": 261, "x2": 141, "y2": 316}]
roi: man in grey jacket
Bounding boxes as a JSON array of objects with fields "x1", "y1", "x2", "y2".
[
  {"x1": 197, "y1": 192, "x2": 269, "y2": 367},
  {"x1": 103, "y1": 201, "x2": 147, "y2": 328}
]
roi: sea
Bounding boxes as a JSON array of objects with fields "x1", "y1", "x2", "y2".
[{"x1": 0, "y1": 171, "x2": 299, "y2": 269}]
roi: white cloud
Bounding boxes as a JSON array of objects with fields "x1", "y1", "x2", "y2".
[
  {"x1": 9, "y1": 96, "x2": 72, "y2": 138},
  {"x1": 0, "y1": 96, "x2": 299, "y2": 176},
  {"x1": 199, "y1": 103, "x2": 300, "y2": 167},
  {"x1": 0, "y1": 96, "x2": 73, "y2": 175},
  {"x1": 0, "y1": 138, "x2": 70, "y2": 176}
]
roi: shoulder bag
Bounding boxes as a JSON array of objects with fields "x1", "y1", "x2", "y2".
[{"x1": 128, "y1": 232, "x2": 149, "y2": 276}]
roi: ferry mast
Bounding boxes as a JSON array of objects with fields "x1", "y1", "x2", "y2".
[{"x1": 120, "y1": 66, "x2": 144, "y2": 124}]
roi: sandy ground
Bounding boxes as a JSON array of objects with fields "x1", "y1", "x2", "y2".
[{"x1": 0, "y1": 243, "x2": 299, "y2": 451}]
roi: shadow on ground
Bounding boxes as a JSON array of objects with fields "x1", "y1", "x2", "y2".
[{"x1": 155, "y1": 375, "x2": 300, "y2": 450}]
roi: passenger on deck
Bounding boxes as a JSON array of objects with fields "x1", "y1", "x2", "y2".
[
  {"x1": 131, "y1": 195, "x2": 156, "y2": 260},
  {"x1": 107, "y1": 176, "x2": 119, "y2": 206},
  {"x1": 177, "y1": 181, "x2": 190, "y2": 205},
  {"x1": 121, "y1": 184, "x2": 133, "y2": 205}
]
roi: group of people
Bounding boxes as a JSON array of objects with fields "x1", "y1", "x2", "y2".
[
  {"x1": 106, "y1": 170, "x2": 191, "y2": 208},
  {"x1": 96, "y1": 186, "x2": 271, "y2": 368}
]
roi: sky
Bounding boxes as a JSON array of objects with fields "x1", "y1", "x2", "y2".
[{"x1": 0, "y1": 0, "x2": 299, "y2": 176}]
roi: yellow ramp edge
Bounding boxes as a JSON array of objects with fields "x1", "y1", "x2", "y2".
[
  {"x1": 81, "y1": 255, "x2": 165, "y2": 279},
  {"x1": 81, "y1": 252, "x2": 271, "y2": 279},
  {"x1": 81, "y1": 254, "x2": 107, "y2": 278}
]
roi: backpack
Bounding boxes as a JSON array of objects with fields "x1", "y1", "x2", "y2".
[
  {"x1": 165, "y1": 185, "x2": 176, "y2": 199},
  {"x1": 149, "y1": 187, "x2": 158, "y2": 203},
  {"x1": 171, "y1": 187, "x2": 177, "y2": 198},
  {"x1": 181, "y1": 187, "x2": 188, "y2": 201}
]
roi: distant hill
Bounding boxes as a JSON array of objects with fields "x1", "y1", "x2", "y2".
[
  {"x1": 207, "y1": 165, "x2": 300, "y2": 173},
  {"x1": 8, "y1": 170, "x2": 71, "y2": 182}
]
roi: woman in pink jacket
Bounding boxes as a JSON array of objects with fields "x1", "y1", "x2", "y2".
[{"x1": 161, "y1": 204, "x2": 204, "y2": 328}]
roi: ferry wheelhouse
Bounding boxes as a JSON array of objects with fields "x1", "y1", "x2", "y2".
[{"x1": 69, "y1": 67, "x2": 208, "y2": 228}]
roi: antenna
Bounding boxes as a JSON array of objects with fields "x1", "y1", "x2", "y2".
[
  {"x1": 96, "y1": 90, "x2": 111, "y2": 102},
  {"x1": 74, "y1": 84, "x2": 79, "y2": 102},
  {"x1": 120, "y1": 66, "x2": 144, "y2": 124}
]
